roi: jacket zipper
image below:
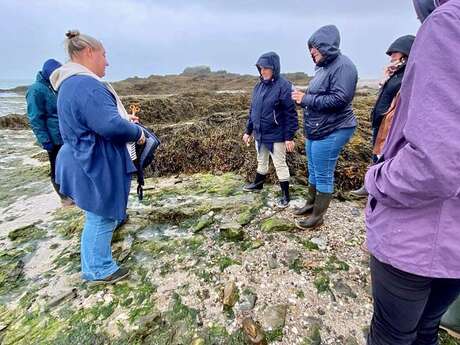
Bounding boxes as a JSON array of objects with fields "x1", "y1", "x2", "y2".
[{"x1": 273, "y1": 110, "x2": 279, "y2": 125}]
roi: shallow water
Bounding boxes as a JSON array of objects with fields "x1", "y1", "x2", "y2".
[
  {"x1": 136, "y1": 223, "x2": 190, "y2": 241},
  {"x1": 0, "y1": 92, "x2": 26, "y2": 117}
]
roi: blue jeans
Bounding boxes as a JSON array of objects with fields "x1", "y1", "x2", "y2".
[
  {"x1": 306, "y1": 127, "x2": 356, "y2": 193},
  {"x1": 81, "y1": 211, "x2": 119, "y2": 281}
]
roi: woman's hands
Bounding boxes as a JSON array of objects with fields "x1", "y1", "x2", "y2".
[
  {"x1": 285, "y1": 140, "x2": 295, "y2": 153},
  {"x1": 291, "y1": 90, "x2": 305, "y2": 104},
  {"x1": 243, "y1": 133, "x2": 252, "y2": 147},
  {"x1": 137, "y1": 130, "x2": 146, "y2": 145}
]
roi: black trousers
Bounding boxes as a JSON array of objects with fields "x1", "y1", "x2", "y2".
[
  {"x1": 47, "y1": 145, "x2": 65, "y2": 199},
  {"x1": 368, "y1": 256, "x2": 460, "y2": 345}
]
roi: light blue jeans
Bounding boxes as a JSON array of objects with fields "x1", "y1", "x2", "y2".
[
  {"x1": 306, "y1": 127, "x2": 356, "y2": 193},
  {"x1": 81, "y1": 211, "x2": 119, "y2": 281}
]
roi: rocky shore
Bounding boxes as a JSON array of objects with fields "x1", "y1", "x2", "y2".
[{"x1": 0, "y1": 72, "x2": 457, "y2": 344}]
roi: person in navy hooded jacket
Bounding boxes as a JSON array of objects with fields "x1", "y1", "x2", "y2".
[
  {"x1": 292, "y1": 25, "x2": 358, "y2": 229},
  {"x1": 243, "y1": 52, "x2": 298, "y2": 208}
]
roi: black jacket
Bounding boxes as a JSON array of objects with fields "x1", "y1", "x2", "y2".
[{"x1": 371, "y1": 65, "x2": 405, "y2": 129}]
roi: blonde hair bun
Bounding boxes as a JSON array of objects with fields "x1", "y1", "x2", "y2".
[{"x1": 65, "y1": 30, "x2": 80, "y2": 39}]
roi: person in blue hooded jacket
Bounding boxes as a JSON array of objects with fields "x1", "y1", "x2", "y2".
[
  {"x1": 50, "y1": 30, "x2": 146, "y2": 284},
  {"x1": 26, "y1": 59, "x2": 71, "y2": 204},
  {"x1": 243, "y1": 52, "x2": 298, "y2": 208},
  {"x1": 291, "y1": 25, "x2": 358, "y2": 229}
]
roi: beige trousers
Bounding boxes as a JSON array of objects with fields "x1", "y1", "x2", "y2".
[{"x1": 256, "y1": 142, "x2": 290, "y2": 182}]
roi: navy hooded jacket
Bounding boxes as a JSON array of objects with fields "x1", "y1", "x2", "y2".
[
  {"x1": 301, "y1": 25, "x2": 358, "y2": 140},
  {"x1": 245, "y1": 52, "x2": 298, "y2": 148}
]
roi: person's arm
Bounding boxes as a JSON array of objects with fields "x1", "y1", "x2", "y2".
[
  {"x1": 26, "y1": 88, "x2": 52, "y2": 147},
  {"x1": 301, "y1": 64, "x2": 357, "y2": 112},
  {"x1": 365, "y1": 10, "x2": 460, "y2": 208},
  {"x1": 281, "y1": 84, "x2": 298, "y2": 141},
  {"x1": 82, "y1": 85, "x2": 141, "y2": 143}
]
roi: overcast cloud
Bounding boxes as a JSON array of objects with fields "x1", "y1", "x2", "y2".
[{"x1": 0, "y1": 0, "x2": 420, "y2": 81}]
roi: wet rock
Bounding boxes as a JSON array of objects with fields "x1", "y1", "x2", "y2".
[
  {"x1": 261, "y1": 305, "x2": 288, "y2": 330},
  {"x1": 285, "y1": 249, "x2": 301, "y2": 267},
  {"x1": 351, "y1": 207, "x2": 361, "y2": 217},
  {"x1": 304, "y1": 316, "x2": 323, "y2": 327},
  {"x1": 193, "y1": 214, "x2": 214, "y2": 233},
  {"x1": 260, "y1": 217, "x2": 295, "y2": 233},
  {"x1": 45, "y1": 288, "x2": 77, "y2": 310},
  {"x1": 303, "y1": 324, "x2": 322, "y2": 345},
  {"x1": 191, "y1": 338, "x2": 206, "y2": 345},
  {"x1": 0, "y1": 114, "x2": 29, "y2": 129},
  {"x1": 31, "y1": 151, "x2": 49, "y2": 162},
  {"x1": 242, "y1": 317, "x2": 267, "y2": 345},
  {"x1": 310, "y1": 237, "x2": 327, "y2": 250},
  {"x1": 238, "y1": 206, "x2": 259, "y2": 226},
  {"x1": 222, "y1": 281, "x2": 239, "y2": 307},
  {"x1": 267, "y1": 255, "x2": 278, "y2": 269},
  {"x1": 219, "y1": 223, "x2": 244, "y2": 241},
  {"x1": 7, "y1": 222, "x2": 45, "y2": 243},
  {"x1": 333, "y1": 279, "x2": 357, "y2": 299},
  {"x1": 237, "y1": 290, "x2": 257, "y2": 311},
  {"x1": 250, "y1": 239, "x2": 264, "y2": 249}
]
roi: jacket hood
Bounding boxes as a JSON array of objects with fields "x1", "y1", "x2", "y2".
[
  {"x1": 41, "y1": 59, "x2": 61, "y2": 82},
  {"x1": 413, "y1": 0, "x2": 450, "y2": 22},
  {"x1": 386, "y1": 35, "x2": 416, "y2": 57},
  {"x1": 308, "y1": 25, "x2": 341, "y2": 67},
  {"x1": 50, "y1": 62, "x2": 101, "y2": 91},
  {"x1": 36, "y1": 71, "x2": 49, "y2": 85},
  {"x1": 256, "y1": 52, "x2": 280, "y2": 81}
]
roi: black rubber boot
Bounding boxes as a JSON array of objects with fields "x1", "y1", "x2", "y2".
[
  {"x1": 276, "y1": 181, "x2": 290, "y2": 208},
  {"x1": 295, "y1": 192, "x2": 332, "y2": 230},
  {"x1": 243, "y1": 173, "x2": 266, "y2": 192},
  {"x1": 293, "y1": 185, "x2": 316, "y2": 216},
  {"x1": 350, "y1": 184, "x2": 368, "y2": 198}
]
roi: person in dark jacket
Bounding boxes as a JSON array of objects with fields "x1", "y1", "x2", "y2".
[
  {"x1": 291, "y1": 25, "x2": 357, "y2": 229},
  {"x1": 351, "y1": 35, "x2": 415, "y2": 197},
  {"x1": 26, "y1": 59, "x2": 72, "y2": 205},
  {"x1": 50, "y1": 30, "x2": 145, "y2": 284},
  {"x1": 243, "y1": 52, "x2": 298, "y2": 208}
]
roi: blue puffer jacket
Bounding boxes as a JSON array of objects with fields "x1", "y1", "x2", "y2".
[
  {"x1": 25, "y1": 72, "x2": 63, "y2": 146},
  {"x1": 245, "y1": 52, "x2": 298, "y2": 146},
  {"x1": 54, "y1": 74, "x2": 142, "y2": 220},
  {"x1": 301, "y1": 25, "x2": 358, "y2": 140}
]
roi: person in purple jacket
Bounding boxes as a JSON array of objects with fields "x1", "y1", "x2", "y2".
[{"x1": 365, "y1": 0, "x2": 460, "y2": 344}]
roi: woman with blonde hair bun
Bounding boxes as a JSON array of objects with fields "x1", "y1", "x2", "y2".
[{"x1": 50, "y1": 30, "x2": 145, "y2": 284}]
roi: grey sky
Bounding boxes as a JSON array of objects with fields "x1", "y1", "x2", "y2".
[{"x1": 0, "y1": 0, "x2": 420, "y2": 81}]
